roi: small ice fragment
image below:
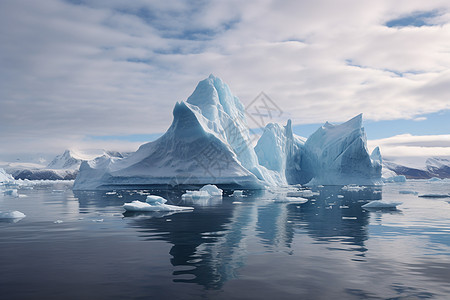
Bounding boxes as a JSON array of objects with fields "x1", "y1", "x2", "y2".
[
  {"x1": 274, "y1": 196, "x2": 308, "y2": 204},
  {"x1": 54, "y1": 220, "x2": 64, "y2": 224},
  {"x1": 92, "y1": 219, "x2": 104, "y2": 222},
  {"x1": 0, "y1": 211, "x2": 26, "y2": 219},
  {"x1": 146, "y1": 195, "x2": 167, "y2": 204},
  {"x1": 182, "y1": 185, "x2": 223, "y2": 200},
  {"x1": 383, "y1": 175, "x2": 407, "y2": 183},
  {"x1": 341, "y1": 185, "x2": 364, "y2": 192},
  {"x1": 123, "y1": 195, "x2": 194, "y2": 212},
  {"x1": 3, "y1": 189, "x2": 18, "y2": 197},
  {"x1": 399, "y1": 190, "x2": 418, "y2": 195},
  {"x1": 200, "y1": 184, "x2": 222, "y2": 196},
  {"x1": 339, "y1": 205, "x2": 349, "y2": 209},
  {"x1": 342, "y1": 216, "x2": 357, "y2": 220},
  {"x1": 105, "y1": 191, "x2": 116, "y2": 195},
  {"x1": 286, "y1": 190, "x2": 319, "y2": 198},
  {"x1": 232, "y1": 201, "x2": 243, "y2": 204},
  {"x1": 337, "y1": 195, "x2": 344, "y2": 198},
  {"x1": 362, "y1": 200, "x2": 402, "y2": 209},
  {"x1": 231, "y1": 190, "x2": 244, "y2": 197},
  {"x1": 428, "y1": 177, "x2": 441, "y2": 182},
  {"x1": 418, "y1": 194, "x2": 450, "y2": 198}
]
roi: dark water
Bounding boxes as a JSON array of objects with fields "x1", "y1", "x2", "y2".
[{"x1": 1, "y1": 181, "x2": 450, "y2": 299}]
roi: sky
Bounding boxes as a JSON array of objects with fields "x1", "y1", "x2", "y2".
[{"x1": 0, "y1": 0, "x2": 449, "y2": 164}]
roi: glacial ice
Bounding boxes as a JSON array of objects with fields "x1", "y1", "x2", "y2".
[
  {"x1": 0, "y1": 211, "x2": 26, "y2": 219},
  {"x1": 74, "y1": 75, "x2": 383, "y2": 190},
  {"x1": 299, "y1": 115, "x2": 382, "y2": 186},
  {"x1": 418, "y1": 194, "x2": 450, "y2": 198},
  {"x1": 362, "y1": 200, "x2": 402, "y2": 209},
  {"x1": 0, "y1": 168, "x2": 15, "y2": 185},
  {"x1": 231, "y1": 190, "x2": 244, "y2": 197},
  {"x1": 123, "y1": 195, "x2": 194, "y2": 212},
  {"x1": 383, "y1": 175, "x2": 407, "y2": 183},
  {"x1": 182, "y1": 184, "x2": 223, "y2": 200}
]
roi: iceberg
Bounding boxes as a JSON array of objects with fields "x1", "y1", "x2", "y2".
[
  {"x1": 123, "y1": 195, "x2": 194, "y2": 212},
  {"x1": 299, "y1": 114, "x2": 382, "y2": 186},
  {"x1": 383, "y1": 175, "x2": 407, "y2": 183},
  {"x1": 74, "y1": 75, "x2": 383, "y2": 190},
  {"x1": 74, "y1": 75, "x2": 276, "y2": 190},
  {"x1": 362, "y1": 200, "x2": 402, "y2": 209}
]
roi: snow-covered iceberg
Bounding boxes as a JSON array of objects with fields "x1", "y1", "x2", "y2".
[
  {"x1": 298, "y1": 114, "x2": 382, "y2": 186},
  {"x1": 74, "y1": 75, "x2": 382, "y2": 190},
  {"x1": 0, "y1": 168, "x2": 15, "y2": 185},
  {"x1": 74, "y1": 75, "x2": 278, "y2": 190},
  {"x1": 123, "y1": 195, "x2": 194, "y2": 212}
]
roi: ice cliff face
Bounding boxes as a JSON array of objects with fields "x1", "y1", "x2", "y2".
[
  {"x1": 74, "y1": 75, "x2": 382, "y2": 190},
  {"x1": 297, "y1": 114, "x2": 382, "y2": 185},
  {"x1": 74, "y1": 75, "x2": 271, "y2": 190},
  {"x1": 255, "y1": 120, "x2": 306, "y2": 185}
]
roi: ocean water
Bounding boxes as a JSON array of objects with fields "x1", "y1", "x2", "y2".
[{"x1": 1, "y1": 180, "x2": 449, "y2": 299}]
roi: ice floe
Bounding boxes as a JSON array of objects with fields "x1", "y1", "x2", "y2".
[{"x1": 123, "y1": 195, "x2": 194, "y2": 212}]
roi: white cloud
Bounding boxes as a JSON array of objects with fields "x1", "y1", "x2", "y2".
[
  {"x1": 1, "y1": 0, "x2": 450, "y2": 157},
  {"x1": 368, "y1": 134, "x2": 450, "y2": 167}
]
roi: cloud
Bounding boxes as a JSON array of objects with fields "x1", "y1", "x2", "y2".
[
  {"x1": 1, "y1": 0, "x2": 450, "y2": 156},
  {"x1": 368, "y1": 134, "x2": 450, "y2": 167}
]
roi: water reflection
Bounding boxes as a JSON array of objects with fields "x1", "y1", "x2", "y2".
[{"x1": 74, "y1": 186, "x2": 387, "y2": 289}]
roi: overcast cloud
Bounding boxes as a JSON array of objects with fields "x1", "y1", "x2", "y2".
[{"x1": 1, "y1": 0, "x2": 449, "y2": 156}]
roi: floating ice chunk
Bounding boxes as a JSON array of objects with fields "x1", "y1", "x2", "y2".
[
  {"x1": 399, "y1": 190, "x2": 418, "y2": 195},
  {"x1": 182, "y1": 190, "x2": 211, "y2": 200},
  {"x1": 105, "y1": 191, "x2": 116, "y2": 195},
  {"x1": 418, "y1": 194, "x2": 450, "y2": 198},
  {"x1": 342, "y1": 216, "x2": 357, "y2": 220},
  {"x1": 231, "y1": 190, "x2": 244, "y2": 197},
  {"x1": 3, "y1": 189, "x2": 19, "y2": 197},
  {"x1": 342, "y1": 185, "x2": 365, "y2": 192},
  {"x1": 92, "y1": 219, "x2": 104, "y2": 222},
  {"x1": 200, "y1": 184, "x2": 223, "y2": 196},
  {"x1": 286, "y1": 190, "x2": 319, "y2": 198},
  {"x1": 182, "y1": 184, "x2": 223, "y2": 200},
  {"x1": 123, "y1": 197, "x2": 193, "y2": 212},
  {"x1": 337, "y1": 195, "x2": 344, "y2": 198},
  {"x1": 54, "y1": 220, "x2": 64, "y2": 224},
  {"x1": 0, "y1": 210, "x2": 26, "y2": 219},
  {"x1": 146, "y1": 195, "x2": 167, "y2": 204},
  {"x1": 362, "y1": 200, "x2": 402, "y2": 209},
  {"x1": 273, "y1": 196, "x2": 308, "y2": 204},
  {"x1": 383, "y1": 175, "x2": 407, "y2": 183},
  {"x1": 428, "y1": 177, "x2": 442, "y2": 182}
]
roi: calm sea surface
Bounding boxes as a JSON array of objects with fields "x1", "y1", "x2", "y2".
[{"x1": 1, "y1": 180, "x2": 449, "y2": 299}]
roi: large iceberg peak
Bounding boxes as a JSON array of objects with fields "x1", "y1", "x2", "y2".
[
  {"x1": 186, "y1": 74, "x2": 245, "y2": 122},
  {"x1": 298, "y1": 113, "x2": 382, "y2": 185}
]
